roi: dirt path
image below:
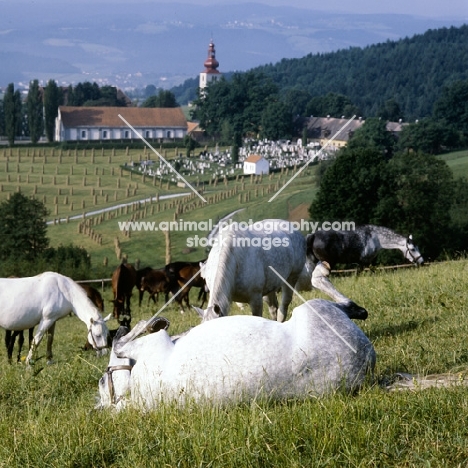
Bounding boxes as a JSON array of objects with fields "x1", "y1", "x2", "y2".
[{"x1": 287, "y1": 203, "x2": 309, "y2": 222}]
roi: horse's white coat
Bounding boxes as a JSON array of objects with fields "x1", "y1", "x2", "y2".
[
  {"x1": 200, "y1": 219, "x2": 306, "y2": 322},
  {"x1": 97, "y1": 348, "x2": 134, "y2": 410},
  {"x1": 98, "y1": 299, "x2": 376, "y2": 410},
  {"x1": 0, "y1": 272, "x2": 109, "y2": 363}
]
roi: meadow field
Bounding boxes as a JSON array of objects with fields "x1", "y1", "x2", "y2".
[
  {"x1": 1, "y1": 260, "x2": 468, "y2": 467},
  {"x1": 0, "y1": 145, "x2": 317, "y2": 272},
  {"x1": 439, "y1": 150, "x2": 468, "y2": 180},
  {"x1": 1, "y1": 145, "x2": 468, "y2": 466}
]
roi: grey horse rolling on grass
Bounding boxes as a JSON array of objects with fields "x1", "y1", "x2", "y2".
[{"x1": 97, "y1": 299, "x2": 376, "y2": 410}]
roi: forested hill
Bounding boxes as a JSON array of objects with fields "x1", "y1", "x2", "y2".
[{"x1": 252, "y1": 24, "x2": 468, "y2": 120}]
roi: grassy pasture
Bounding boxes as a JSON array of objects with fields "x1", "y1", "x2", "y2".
[
  {"x1": 1, "y1": 260, "x2": 468, "y2": 467},
  {"x1": 438, "y1": 150, "x2": 468, "y2": 179},
  {"x1": 1, "y1": 145, "x2": 468, "y2": 465},
  {"x1": 0, "y1": 145, "x2": 317, "y2": 271}
]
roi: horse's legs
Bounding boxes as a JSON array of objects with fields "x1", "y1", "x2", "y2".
[
  {"x1": 198, "y1": 287, "x2": 207, "y2": 308},
  {"x1": 147, "y1": 292, "x2": 158, "y2": 305},
  {"x1": 138, "y1": 289, "x2": 144, "y2": 307},
  {"x1": 182, "y1": 287, "x2": 191, "y2": 312},
  {"x1": 28, "y1": 328, "x2": 34, "y2": 350},
  {"x1": 311, "y1": 262, "x2": 350, "y2": 303},
  {"x1": 119, "y1": 294, "x2": 131, "y2": 328},
  {"x1": 5, "y1": 330, "x2": 15, "y2": 364},
  {"x1": 17, "y1": 331, "x2": 24, "y2": 363},
  {"x1": 46, "y1": 322, "x2": 56, "y2": 364},
  {"x1": 263, "y1": 292, "x2": 278, "y2": 321},
  {"x1": 249, "y1": 295, "x2": 264, "y2": 317},
  {"x1": 278, "y1": 283, "x2": 295, "y2": 323},
  {"x1": 26, "y1": 319, "x2": 53, "y2": 365}
]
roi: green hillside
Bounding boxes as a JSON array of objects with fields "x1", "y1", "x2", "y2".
[
  {"x1": 175, "y1": 25, "x2": 468, "y2": 121},
  {"x1": 0, "y1": 146, "x2": 316, "y2": 273},
  {"x1": 254, "y1": 25, "x2": 468, "y2": 120}
]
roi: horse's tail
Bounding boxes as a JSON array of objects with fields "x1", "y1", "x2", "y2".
[{"x1": 305, "y1": 233, "x2": 317, "y2": 262}]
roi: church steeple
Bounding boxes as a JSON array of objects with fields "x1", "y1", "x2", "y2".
[
  {"x1": 199, "y1": 39, "x2": 222, "y2": 90},
  {"x1": 203, "y1": 40, "x2": 219, "y2": 73}
]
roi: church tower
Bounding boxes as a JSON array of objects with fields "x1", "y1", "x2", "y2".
[{"x1": 199, "y1": 39, "x2": 222, "y2": 90}]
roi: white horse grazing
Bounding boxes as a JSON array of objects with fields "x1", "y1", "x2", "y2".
[
  {"x1": 97, "y1": 300, "x2": 376, "y2": 410},
  {"x1": 197, "y1": 219, "x2": 306, "y2": 322},
  {"x1": 0, "y1": 272, "x2": 109, "y2": 364}
]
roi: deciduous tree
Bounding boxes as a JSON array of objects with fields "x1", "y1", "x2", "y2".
[
  {"x1": 141, "y1": 90, "x2": 178, "y2": 108},
  {"x1": 0, "y1": 193, "x2": 49, "y2": 261}
]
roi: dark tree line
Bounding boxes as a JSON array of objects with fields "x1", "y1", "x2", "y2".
[
  {"x1": 252, "y1": 25, "x2": 468, "y2": 121},
  {"x1": 66, "y1": 82, "x2": 128, "y2": 107},
  {"x1": 141, "y1": 89, "x2": 179, "y2": 108},
  {"x1": 191, "y1": 72, "x2": 468, "y2": 154}
]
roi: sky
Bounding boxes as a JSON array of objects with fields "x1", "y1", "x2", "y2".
[
  {"x1": 169, "y1": 0, "x2": 468, "y2": 18},
  {"x1": 157, "y1": 0, "x2": 452, "y2": 19},
  {"x1": 3, "y1": 0, "x2": 468, "y2": 19}
]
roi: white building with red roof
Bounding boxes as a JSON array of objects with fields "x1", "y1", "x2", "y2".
[
  {"x1": 243, "y1": 154, "x2": 269, "y2": 175},
  {"x1": 55, "y1": 106, "x2": 187, "y2": 142}
]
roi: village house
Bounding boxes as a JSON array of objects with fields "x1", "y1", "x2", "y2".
[
  {"x1": 55, "y1": 106, "x2": 188, "y2": 142},
  {"x1": 243, "y1": 154, "x2": 270, "y2": 175},
  {"x1": 304, "y1": 116, "x2": 407, "y2": 150}
]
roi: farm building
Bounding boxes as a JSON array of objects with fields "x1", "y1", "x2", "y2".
[
  {"x1": 303, "y1": 116, "x2": 407, "y2": 150},
  {"x1": 243, "y1": 154, "x2": 269, "y2": 175},
  {"x1": 55, "y1": 106, "x2": 188, "y2": 142}
]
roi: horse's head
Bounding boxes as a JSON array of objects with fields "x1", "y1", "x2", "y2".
[
  {"x1": 337, "y1": 301, "x2": 368, "y2": 320},
  {"x1": 192, "y1": 304, "x2": 221, "y2": 323},
  {"x1": 88, "y1": 317, "x2": 110, "y2": 355},
  {"x1": 405, "y1": 235, "x2": 424, "y2": 265},
  {"x1": 96, "y1": 326, "x2": 134, "y2": 410},
  {"x1": 110, "y1": 299, "x2": 131, "y2": 327}
]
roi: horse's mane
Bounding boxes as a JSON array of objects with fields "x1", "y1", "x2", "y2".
[
  {"x1": 206, "y1": 229, "x2": 238, "y2": 315},
  {"x1": 58, "y1": 274, "x2": 102, "y2": 323},
  {"x1": 362, "y1": 225, "x2": 406, "y2": 244}
]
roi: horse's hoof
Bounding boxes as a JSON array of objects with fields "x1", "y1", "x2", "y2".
[{"x1": 47, "y1": 359, "x2": 55, "y2": 365}]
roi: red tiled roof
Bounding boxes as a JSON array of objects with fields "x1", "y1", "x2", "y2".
[
  {"x1": 187, "y1": 121, "x2": 202, "y2": 133},
  {"x1": 59, "y1": 106, "x2": 187, "y2": 128},
  {"x1": 244, "y1": 154, "x2": 265, "y2": 163}
]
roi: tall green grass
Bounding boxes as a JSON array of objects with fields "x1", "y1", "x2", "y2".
[{"x1": 1, "y1": 260, "x2": 468, "y2": 467}]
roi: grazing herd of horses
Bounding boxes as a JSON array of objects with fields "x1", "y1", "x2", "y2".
[
  {"x1": 110, "y1": 260, "x2": 208, "y2": 328},
  {"x1": 0, "y1": 220, "x2": 425, "y2": 409}
]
